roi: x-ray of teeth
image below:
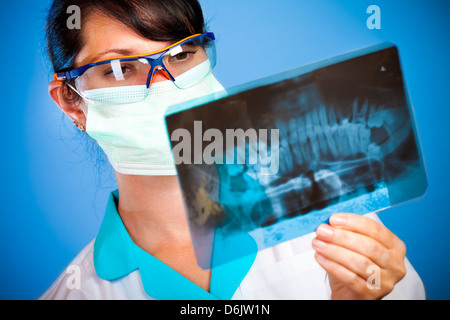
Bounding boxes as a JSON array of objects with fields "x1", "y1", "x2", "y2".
[{"x1": 165, "y1": 43, "x2": 428, "y2": 269}]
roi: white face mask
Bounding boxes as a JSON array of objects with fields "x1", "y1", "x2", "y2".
[{"x1": 84, "y1": 60, "x2": 226, "y2": 176}]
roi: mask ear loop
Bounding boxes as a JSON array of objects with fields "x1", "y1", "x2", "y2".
[{"x1": 64, "y1": 81, "x2": 90, "y2": 116}]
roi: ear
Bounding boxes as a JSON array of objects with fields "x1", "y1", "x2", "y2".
[{"x1": 48, "y1": 80, "x2": 87, "y2": 130}]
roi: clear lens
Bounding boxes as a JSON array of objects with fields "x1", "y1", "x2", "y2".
[
  {"x1": 76, "y1": 59, "x2": 151, "y2": 91},
  {"x1": 164, "y1": 35, "x2": 216, "y2": 89},
  {"x1": 76, "y1": 34, "x2": 216, "y2": 103}
]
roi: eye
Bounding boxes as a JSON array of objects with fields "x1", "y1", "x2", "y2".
[
  {"x1": 102, "y1": 64, "x2": 134, "y2": 77},
  {"x1": 168, "y1": 50, "x2": 197, "y2": 63}
]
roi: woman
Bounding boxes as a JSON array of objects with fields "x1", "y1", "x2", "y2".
[{"x1": 40, "y1": 0, "x2": 425, "y2": 300}]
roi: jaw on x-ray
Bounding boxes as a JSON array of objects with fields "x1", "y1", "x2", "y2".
[{"x1": 165, "y1": 43, "x2": 427, "y2": 269}]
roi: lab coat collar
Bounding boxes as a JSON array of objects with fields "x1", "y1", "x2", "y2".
[
  {"x1": 93, "y1": 190, "x2": 138, "y2": 281},
  {"x1": 93, "y1": 190, "x2": 257, "y2": 300}
]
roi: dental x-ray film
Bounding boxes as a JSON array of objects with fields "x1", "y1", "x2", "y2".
[{"x1": 165, "y1": 43, "x2": 427, "y2": 269}]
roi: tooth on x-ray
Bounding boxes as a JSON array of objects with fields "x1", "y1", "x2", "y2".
[{"x1": 165, "y1": 43, "x2": 428, "y2": 269}]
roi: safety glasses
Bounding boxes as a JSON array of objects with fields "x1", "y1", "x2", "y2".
[{"x1": 54, "y1": 32, "x2": 216, "y2": 104}]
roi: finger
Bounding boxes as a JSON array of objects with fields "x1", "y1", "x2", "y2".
[
  {"x1": 314, "y1": 253, "x2": 369, "y2": 299},
  {"x1": 312, "y1": 238, "x2": 377, "y2": 281},
  {"x1": 315, "y1": 224, "x2": 390, "y2": 268},
  {"x1": 328, "y1": 213, "x2": 399, "y2": 249}
]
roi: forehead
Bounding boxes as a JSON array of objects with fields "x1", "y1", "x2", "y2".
[{"x1": 75, "y1": 12, "x2": 172, "y2": 67}]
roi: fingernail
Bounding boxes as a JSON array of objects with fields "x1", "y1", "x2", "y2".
[
  {"x1": 312, "y1": 238, "x2": 327, "y2": 249},
  {"x1": 316, "y1": 224, "x2": 333, "y2": 238},
  {"x1": 330, "y1": 214, "x2": 347, "y2": 226},
  {"x1": 315, "y1": 253, "x2": 326, "y2": 262}
]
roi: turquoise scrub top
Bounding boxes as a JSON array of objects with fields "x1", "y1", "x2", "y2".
[{"x1": 93, "y1": 191, "x2": 257, "y2": 300}]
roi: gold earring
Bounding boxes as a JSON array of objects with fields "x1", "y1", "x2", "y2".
[{"x1": 73, "y1": 120, "x2": 86, "y2": 132}]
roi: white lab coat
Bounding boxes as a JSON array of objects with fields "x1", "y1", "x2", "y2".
[{"x1": 40, "y1": 211, "x2": 425, "y2": 300}]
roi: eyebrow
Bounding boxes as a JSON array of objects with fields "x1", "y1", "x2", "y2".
[{"x1": 90, "y1": 49, "x2": 137, "y2": 64}]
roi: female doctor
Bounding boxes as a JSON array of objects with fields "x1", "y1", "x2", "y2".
[{"x1": 40, "y1": 0, "x2": 425, "y2": 300}]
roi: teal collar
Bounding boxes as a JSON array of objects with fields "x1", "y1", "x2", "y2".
[{"x1": 93, "y1": 190, "x2": 257, "y2": 300}]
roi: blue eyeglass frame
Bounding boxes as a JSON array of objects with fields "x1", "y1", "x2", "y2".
[{"x1": 54, "y1": 32, "x2": 215, "y2": 89}]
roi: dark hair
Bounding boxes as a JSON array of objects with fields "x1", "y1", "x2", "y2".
[
  {"x1": 46, "y1": 0, "x2": 206, "y2": 102},
  {"x1": 45, "y1": 0, "x2": 206, "y2": 187}
]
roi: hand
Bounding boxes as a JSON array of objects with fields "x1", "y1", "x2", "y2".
[{"x1": 312, "y1": 213, "x2": 407, "y2": 300}]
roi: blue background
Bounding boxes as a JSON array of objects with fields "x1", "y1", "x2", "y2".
[{"x1": 0, "y1": 0, "x2": 448, "y2": 299}]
